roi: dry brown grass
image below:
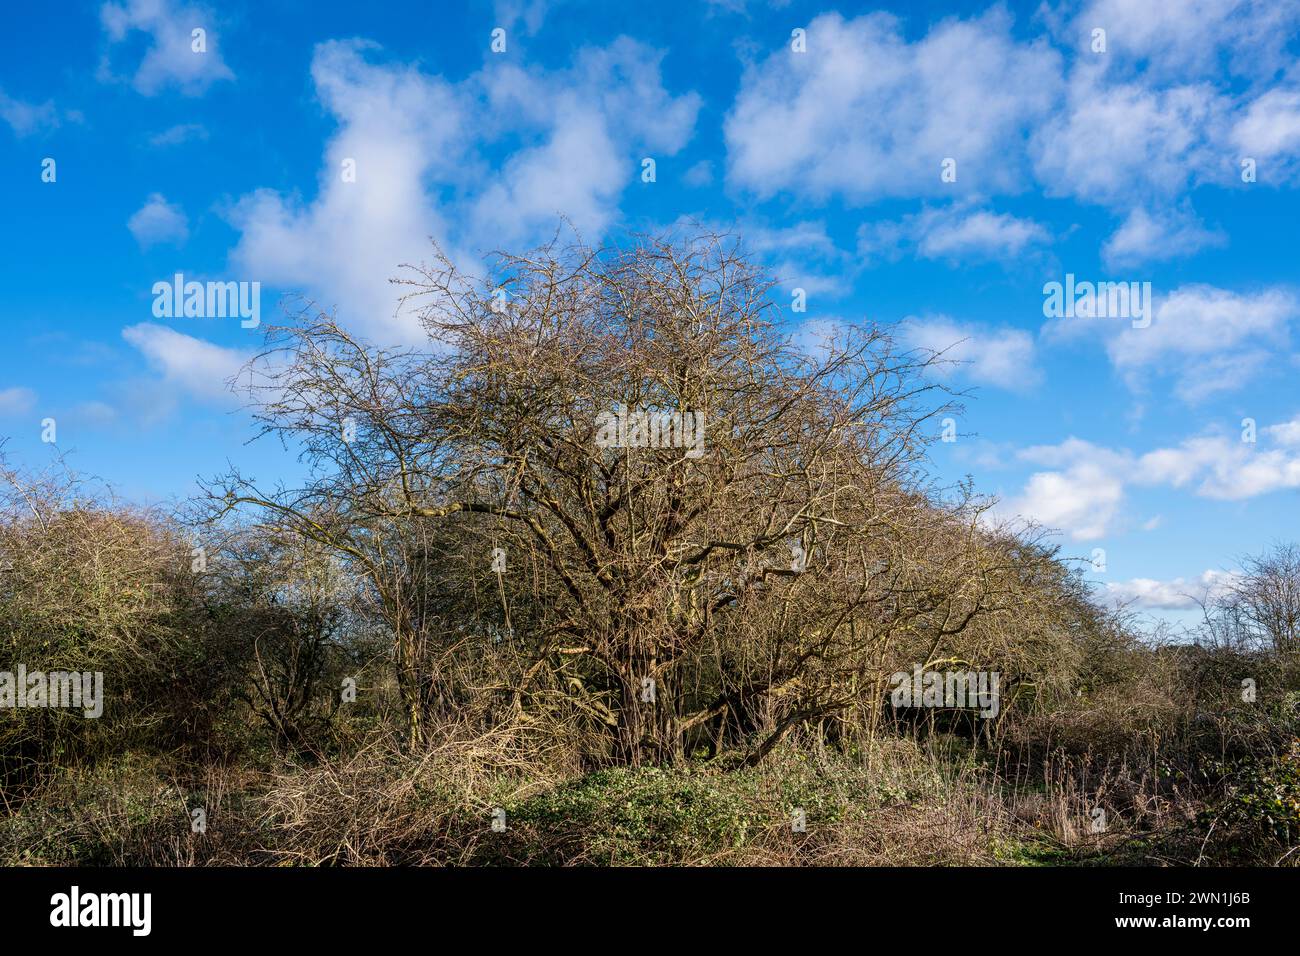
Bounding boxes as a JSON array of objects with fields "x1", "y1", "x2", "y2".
[{"x1": 257, "y1": 719, "x2": 581, "y2": 866}]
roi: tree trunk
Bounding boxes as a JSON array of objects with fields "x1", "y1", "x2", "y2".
[{"x1": 395, "y1": 625, "x2": 424, "y2": 751}]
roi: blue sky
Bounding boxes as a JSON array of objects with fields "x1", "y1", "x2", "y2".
[{"x1": 2, "y1": 0, "x2": 1299, "y2": 629}]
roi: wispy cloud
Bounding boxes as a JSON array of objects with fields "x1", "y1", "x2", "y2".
[
  {"x1": 149, "y1": 122, "x2": 209, "y2": 147},
  {"x1": 1102, "y1": 569, "x2": 1239, "y2": 611},
  {"x1": 0, "y1": 387, "x2": 38, "y2": 418},
  {"x1": 900, "y1": 316, "x2": 1041, "y2": 391},
  {"x1": 0, "y1": 88, "x2": 60, "y2": 136},
  {"x1": 1101, "y1": 206, "x2": 1226, "y2": 268},
  {"x1": 859, "y1": 202, "x2": 1050, "y2": 265},
  {"x1": 100, "y1": 0, "x2": 234, "y2": 95},
  {"x1": 121, "y1": 323, "x2": 249, "y2": 404}
]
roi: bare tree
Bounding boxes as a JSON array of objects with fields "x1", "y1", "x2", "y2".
[
  {"x1": 1211, "y1": 544, "x2": 1300, "y2": 655},
  {"x1": 201, "y1": 523, "x2": 369, "y2": 754},
  {"x1": 208, "y1": 230, "x2": 1018, "y2": 764}
]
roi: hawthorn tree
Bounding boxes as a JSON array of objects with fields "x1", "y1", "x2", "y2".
[{"x1": 210, "y1": 231, "x2": 1017, "y2": 764}]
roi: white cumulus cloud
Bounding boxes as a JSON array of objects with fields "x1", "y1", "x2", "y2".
[
  {"x1": 724, "y1": 10, "x2": 1061, "y2": 203},
  {"x1": 128, "y1": 193, "x2": 189, "y2": 248},
  {"x1": 227, "y1": 38, "x2": 699, "y2": 346},
  {"x1": 121, "y1": 323, "x2": 249, "y2": 404}
]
